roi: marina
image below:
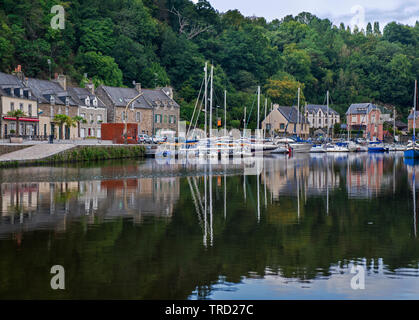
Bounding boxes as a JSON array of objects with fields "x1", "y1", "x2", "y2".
[{"x1": 0, "y1": 153, "x2": 418, "y2": 299}]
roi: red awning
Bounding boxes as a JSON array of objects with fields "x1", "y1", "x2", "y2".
[{"x1": 3, "y1": 117, "x2": 39, "y2": 122}]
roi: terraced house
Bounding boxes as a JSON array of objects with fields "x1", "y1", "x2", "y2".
[
  {"x1": 26, "y1": 74, "x2": 79, "y2": 139},
  {"x1": 0, "y1": 71, "x2": 39, "y2": 138},
  {"x1": 305, "y1": 104, "x2": 340, "y2": 130},
  {"x1": 96, "y1": 83, "x2": 179, "y2": 136},
  {"x1": 68, "y1": 83, "x2": 107, "y2": 139}
]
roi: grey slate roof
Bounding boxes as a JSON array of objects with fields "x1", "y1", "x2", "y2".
[
  {"x1": 0, "y1": 72, "x2": 37, "y2": 101},
  {"x1": 277, "y1": 106, "x2": 309, "y2": 124},
  {"x1": 67, "y1": 87, "x2": 106, "y2": 108},
  {"x1": 25, "y1": 78, "x2": 78, "y2": 106},
  {"x1": 408, "y1": 111, "x2": 419, "y2": 120},
  {"x1": 100, "y1": 85, "x2": 179, "y2": 109},
  {"x1": 305, "y1": 104, "x2": 339, "y2": 115},
  {"x1": 346, "y1": 103, "x2": 380, "y2": 115}
]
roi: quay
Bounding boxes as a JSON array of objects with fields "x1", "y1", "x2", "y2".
[{"x1": 0, "y1": 140, "x2": 145, "y2": 167}]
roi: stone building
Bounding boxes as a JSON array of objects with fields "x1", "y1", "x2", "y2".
[
  {"x1": 26, "y1": 75, "x2": 79, "y2": 139},
  {"x1": 0, "y1": 71, "x2": 39, "y2": 138},
  {"x1": 346, "y1": 103, "x2": 383, "y2": 141},
  {"x1": 261, "y1": 105, "x2": 309, "y2": 138},
  {"x1": 68, "y1": 84, "x2": 107, "y2": 139},
  {"x1": 304, "y1": 104, "x2": 340, "y2": 129},
  {"x1": 96, "y1": 83, "x2": 180, "y2": 136}
]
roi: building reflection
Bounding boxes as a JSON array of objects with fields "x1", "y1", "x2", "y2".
[
  {"x1": 263, "y1": 153, "x2": 398, "y2": 201},
  {"x1": 0, "y1": 176, "x2": 180, "y2": 236}
]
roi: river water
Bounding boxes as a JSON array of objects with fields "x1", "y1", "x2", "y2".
[{"x1": 0, "y1": 153, "x2": 418, "y2": 299}]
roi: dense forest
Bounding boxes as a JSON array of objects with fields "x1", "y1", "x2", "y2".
[{"x1": 1, "y1": 0, "x2": 419, "y2": 128}]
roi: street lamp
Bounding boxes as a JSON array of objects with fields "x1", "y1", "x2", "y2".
[{"x1": 47, "y1": 59, "x2": 51, "y2": 80}]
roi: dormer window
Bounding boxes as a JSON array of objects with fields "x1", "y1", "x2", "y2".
[
  {"x1": 19, "y1": 89, "x2": 23, "y2": 97},
  {"x1": 85, "y1": 96, "x2": 90, "y2": 106},
  {"x1": 50, "y1": 96, "x2": 55, "y2": 105},
  {"x1": 65, "y1": 97, "x2": 70, "y2": 106},
  {"x1": 93, "y1": 97, "x2": 98, "y2": 107}
]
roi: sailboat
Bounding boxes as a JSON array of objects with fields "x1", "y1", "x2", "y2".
[{"x1": 405, "y1": 80, "x2": 419, "y2": 159}]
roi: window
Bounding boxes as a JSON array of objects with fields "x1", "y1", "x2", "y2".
[
  {"x1": 97, "y1": 115, "x2": 102, "y2": 122},
  {"x1": 28, "y1": 104, "x2": 32, "y2": 116},
  {"x1": 293, "y1": 124, "x2": 296, "y2": 132},
  {"x1": 50, "y1": 96, "x2": 55, "y2": 105},
  {"x1": 81, "y1": 128, "x2": 85, "y2": 138},
  {"x1": 155, "y1": 114, "x2": 162, "y2": 123},
  {"x1": 65, "y1": 97, "x2": 69, "y2": 106},
  {"x1": 65, "y1": 107, "x2": 69, "y2": 116},
  {"x1": 174, "y1": 116, "x2": 176, "y2": 124},
  {"x1": 19, "y1": 103, "x2": 23, "y2": 111},
  {"x1": 90, "y1": 114, "x2": 93, "y2": 122},
  {"x1": 122, "y1": 111, "x2": 126, "y2": 121},
  {"x1": 44, "y1": 124, "x2": 47, "y2": 137},
  {"x1": 10, "y1": 102, "x2": 14, "y2": 111},
  {"x1": 352, "y1": 115, "x2": 357, "y2": 123},
  {"x1": 85, "y1": 97, "x2": 90, "y2": 106},
  {"x1": 169, "y1": 115, "x2": 174, "y2": 124},
  {"x1": 93, "y1": 98, "x2": 98, "y2": 107},
  {"x1": 50, "y1": 106, "x2": 54, "y2": 117},
  {"x1": 97, "y1": 128, "x2": 101, "y2": 138},
  {"x1": 136, "y1": 112, "x2": 141, "y2": 122},
  {"x1": 280, "y1": 123, "x2": 285, "y2": 130}
]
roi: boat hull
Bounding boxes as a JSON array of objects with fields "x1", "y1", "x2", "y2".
[{"x1": 404, "y1": 148, "x2": 419, "y2": 159}]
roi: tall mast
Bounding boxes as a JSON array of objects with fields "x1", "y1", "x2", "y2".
[
  {"x1": 264, "y1": 98, "x2": 267, "y2": 139},
  {"x1": 244, "y1": 107, "x2": 246, "y2": 133},
  {"x1": 414, "y1": 80, "x2": 417, "y2": 142},
  {"x1": 224, "y1": 90, "x2": 227, "y2": 135},
  {"x1": 257, "y1": 86, "x2": 261, "y2": 132},
  {"x1": 393, "y1": 107, "x2": 396, "y2": 143},
  {"x1": 209, "y1": 65, "x2": 214, "y2": 137},
  {"x1": 204, "y1": 62, "x2": 208, "y2": 137},
  {"x1": 297, "y1": 87, "x2": 300, "y2": 137},
  {"x1": 327, "y1": 90, "x2": 329, "y2": 140}
]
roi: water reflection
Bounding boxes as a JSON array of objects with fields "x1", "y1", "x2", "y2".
[{"x1": 0, "y1": 154, "x2": 418, "y2": 299}]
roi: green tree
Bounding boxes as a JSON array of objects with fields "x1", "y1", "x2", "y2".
[
  {"x1": 7, "y1": 109, "x2": 26, "y2": 136},
  {"x1": 73, "y1": 115, "x2": 87, "y2": 139}
]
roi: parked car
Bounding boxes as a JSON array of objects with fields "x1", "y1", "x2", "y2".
[
  {"x1": 152, "y1": 135, "x2": 167, "y2": 144},
  {"x1": 138, "y1": 134, "x2": 152, "y2": 144}
]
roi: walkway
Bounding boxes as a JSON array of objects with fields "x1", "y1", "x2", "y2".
[{"x1": 0, "y1": 144, "x2": 76, "y2": 162}]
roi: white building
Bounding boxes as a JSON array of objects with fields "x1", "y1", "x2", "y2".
[{"x1": 305, "y1": 104, "x2": 340, "y2": 129}]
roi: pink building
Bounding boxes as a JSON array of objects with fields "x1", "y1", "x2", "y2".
[{"x1": 346, "y1": 103, "x2": 383, "y2": 141}]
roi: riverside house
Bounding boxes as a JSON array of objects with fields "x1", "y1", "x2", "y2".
[
  {"x1": 96, "y1": 83, "x2": 180, "y2": 136},
  {"x1": 262, "y1": 105, "x2": 310, "y2": 138},
  {"x1": 0, "y1": 71, "x2": 39, "y2": 139},
  {"x1": 304, "y1": 104, "x2": 340, "y2": 130},
  {"x1": 68, "y1": 83, "x2": 107, "y2": 139},
  {"x1": 346, "y1": 103, "x2": 383, "y2": 141},
  {"x1": 26, "y1": 74, "x2": 79, "y2": 140}
]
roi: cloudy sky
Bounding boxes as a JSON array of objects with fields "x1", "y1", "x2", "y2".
[{"x1": 205, "y1": 0, "x2": 419, "y2": 29}]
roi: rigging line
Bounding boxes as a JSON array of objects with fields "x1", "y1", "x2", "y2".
[
  {"x1": 246, "y1": 88, "x2": 258, "y2": 126},
  {"x1": 188, "y1": 75, "x2": 205, "y2": 135},
  {"x1": 192, "y1": 74, "x2": 211, "y2": 133}
]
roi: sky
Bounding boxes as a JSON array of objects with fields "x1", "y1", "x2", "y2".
[{"x1": 203, "y1": 0, "x2": 419, "y2": 30}]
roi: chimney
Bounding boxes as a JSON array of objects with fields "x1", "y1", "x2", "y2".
[
  {"x1": 134, "y1": 81, "x2": 142, "y2": 94},
  {"x1": 86, "y1": 82, "x2": 95, "y2": 95},
  {"x1": 56, "y1": 74, "x2": 67, "y2": 90}
]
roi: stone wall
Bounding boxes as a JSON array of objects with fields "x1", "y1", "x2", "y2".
[{"x1": 0, "y1": 144, "x2": 30, "y2": 156}]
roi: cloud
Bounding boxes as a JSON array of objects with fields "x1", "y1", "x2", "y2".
[{"x1": 208, "y1": 0, "x2": 419, "y2": 28}]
